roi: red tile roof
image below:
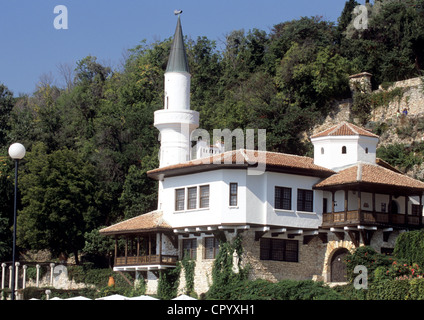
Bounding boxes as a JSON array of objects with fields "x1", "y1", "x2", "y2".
[
  {"x1": 314, "y1": 163, "x2": 424, "y2": 193},
  {"x1": 311, "y1": 121, "x2": 379, "y2": 139},
  {"x1": 147, "y1": 149, "x2": 335, "y2": 179},
  {"x1": 99, "y1": 211, "x2": 171, "y2": 235}
]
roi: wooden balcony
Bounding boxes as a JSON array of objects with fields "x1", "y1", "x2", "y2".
[
  {"x1": 323, "y1": 210, "x2": 423, "y2": 229},
  {"x1": 115, "y1": 255, "x2": 178, "y2": 268}
]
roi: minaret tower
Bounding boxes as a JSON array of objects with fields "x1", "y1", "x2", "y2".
[{"x1": 154, "y1": 13, "x2": 199, "y2": 168}]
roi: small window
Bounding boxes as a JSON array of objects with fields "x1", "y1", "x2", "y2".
[
  {"x1": 365, "y1": 147, "x2": 369, "y2": 154},
  {"x1": 342, "y1": 146, "x2": 347, "y2": 154},
  {"x1": 412, "y1": 204, "x2": 423, "y2": 216},
  {"x1": 260, "y1": 238, "x2": 298, "y2": 262},
  {"x1": 187, "y1": 187, "x2": 197, "y2": 210},
  {"x1": 175, "y1": 189, "x2": 185, "y2": 211},
  {"x1": 321, "y1": 147, "x2": 324, "y2": 155},
  {"x1": 199, "y1": 185, "x2": 210, "y2": 208},
  {"x1": 229, "y1": 183, "x2": 238, "y2": 206},
  {"x1": 297, "y1": 189, "x2": 313, "y2": 212},
  {"x1": 381, "y1": 203, "x2": 387, "y2": 213},
  {"x1": 204, "y1": 237, "x2": 220, "y2": 259},
  {"x1": 275, "y1": 187, "x2": 292, "y2": 210},
  {"x1": 182, "y1": 239, "x2": 197, "y2": 259}
]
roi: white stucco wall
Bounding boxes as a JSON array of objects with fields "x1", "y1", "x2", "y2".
[
  {"x1": 312, "y1": 135, "x2": 378, "y2": 171},
  {"x1": 161, "y1": 169, "x2": 325, "y2": 230}
]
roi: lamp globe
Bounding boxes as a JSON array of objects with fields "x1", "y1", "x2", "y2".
[{"x1": 8, "y1": 143, "x2": 26, "y2": 160}]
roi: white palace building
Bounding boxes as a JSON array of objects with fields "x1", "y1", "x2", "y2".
[{"x1": 100, "y1": 15, "x2": 424, "y2": 295}]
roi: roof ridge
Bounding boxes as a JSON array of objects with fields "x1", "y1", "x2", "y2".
[{"x1": 346, "y1": 122, "x2": 359, "y2": 135}]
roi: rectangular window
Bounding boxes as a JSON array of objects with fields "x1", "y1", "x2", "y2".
[
  {"x1": 182, "y1": 239, "x2": 197, "y2": 259},
  {"x1": 260, "y1": 238, "x2": 298, "y2": 262},
  {"x1": 381, "y1": 203, "x2": 387, "y2": 213},
  {"x1": 297, "y1": 189, "x2": 313, "y2": 212},
  {"x1": 275, "y1": 187, "x2": 292, "y2": 210},
  {"x1": 229, "y1": 183, "x2": 238, "y2": 206},
  {"x1": 204, "y1": 237, "x2": 220, "y2": 259},
  {"x1": 187, "y1": 187, "x2": 197, "y2": 210},
  {"x1": 412, "y1": 204, "x2": 423, "y2": 216},
  {"x1": 200, "y1": 185, "x2": 210, "y2": 208},
  {"x1": 175, "y1": 189, "x2": 185, "y2": 211}
]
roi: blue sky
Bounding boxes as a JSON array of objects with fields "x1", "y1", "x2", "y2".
[{"x1": 0, "y1": 1, "x2": 351, "y2": 96}]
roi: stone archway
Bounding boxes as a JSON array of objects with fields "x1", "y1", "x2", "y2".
[
  {"x1": 330, "y1": 248, "x2": 349, "y2": 282},
  {"x1": 322, "y1": 238, "x2": 355, "y2": 282}
]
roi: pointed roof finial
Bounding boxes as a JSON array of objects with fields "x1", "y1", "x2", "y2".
[{"x1": 166, "y1": 11, "x2": 190, "y2": 73}]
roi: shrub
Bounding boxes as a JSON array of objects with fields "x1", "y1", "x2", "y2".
[
  {"x1": 345, "y1": 246, "x2": 391, "y2": 283},
  {"x1": 217, "y1": 279, "x2": 342, "y2": 300},
  {"x1": 394, "y1": 229, "x2": 424, "y2": 267},
  {"x1": 367, "y1": 279, "x2": 410, "y2": 300}
]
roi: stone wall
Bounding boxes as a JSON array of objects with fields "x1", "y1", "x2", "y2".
[
  {"x1": 241, "y1": 230, "x2": 327, "y2": 282},
  {"x1": 372, "y1": 77, "x2": 424, "y2": 122},
  {"x1": 143, "y1": 227, "x2": 401, "y2": 296}
]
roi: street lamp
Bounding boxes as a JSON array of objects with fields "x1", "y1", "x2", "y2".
[{"x1": 8, "y1": 143, "x2": 25, "y2": 300}]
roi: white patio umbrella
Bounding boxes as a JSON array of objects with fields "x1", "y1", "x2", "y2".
[
  {"x1": 128, "y1": 295, "x2": 159, "y2": 300},
  {"x1": 65, "y1": 296, "x2": 92, "y2": 300},
  {"x1": 95, "y1": 294, "x2": 129, "y2": 300},
  {"x1": 172, "y1": 294, "x2": 197, "y2": 300}
]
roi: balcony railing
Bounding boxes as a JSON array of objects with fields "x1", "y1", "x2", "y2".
[
  {"x1": 323, "y1": 210, "x2": 423, "y2": 228},
  {"x1": 115, "y1": 255, "x2": 178, "y2": 267}
]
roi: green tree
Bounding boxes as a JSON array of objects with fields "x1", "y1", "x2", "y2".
[
  {"x1": 17, "y1": 143, "x2": 102, "y2": 263},
  {"x1": 0, "y1": 84, "x2": 14, "y2": 148},
  {"x1": 119, "y1": 153, "x2": 158, "y2": 220},
  {"x1": 0, "y1": 158, "x2": 13, "y2": 261}
]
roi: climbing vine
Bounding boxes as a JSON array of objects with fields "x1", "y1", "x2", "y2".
[
  {"x1": 181, "y1": 255, "x2": 196, "y2": 297},
  {"x1": 206, "y1": 235, "x2": 249, "y2": 299},
  {"x1": 157, "y1": 263, "x2": 181, "y2": 300}
]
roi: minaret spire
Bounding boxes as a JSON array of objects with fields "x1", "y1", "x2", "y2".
[
  {"x1": 154, "y1": 12, "x2": 199, "y2": 169},
  {"x1": 166, "y1": 14, "x2": 190, "y2": 73}
]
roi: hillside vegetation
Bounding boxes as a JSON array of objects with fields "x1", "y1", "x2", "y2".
[{"x1": 1, "y1": 0, "x2": 424, "y2": 263}]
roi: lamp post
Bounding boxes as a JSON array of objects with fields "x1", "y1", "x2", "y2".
[{"x1": 8, "y1": 143, "x2": 25, "y2": 300}]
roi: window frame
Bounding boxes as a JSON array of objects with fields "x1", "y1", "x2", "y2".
[
  {"x1": 275, "y1": 186, "x2": 292, "y2": 210},
  {"x1": 187, "y1": 187, "x2": 197, "y2": 210},
  {"x1": 297, "y1": 189, "x2": 314, "y2": 212},
  {"x1": 175, "y1": 188, "x2": 185, "y2": 211},
  {"x1": 229, "y1": 183, "x2": 238, "y2": 207},
  {"x1": 260, "y1": 238, "x2": 299, "y2": 262},
  {"x1": 182, "y1": 238, "x2": 197, "y2": 260},
  {"x1": 204, "y1": 237, "x2": 220, "y2": 259},
  {"x1": 199, "y1": 185, "x2": 210, "y2": 209}
]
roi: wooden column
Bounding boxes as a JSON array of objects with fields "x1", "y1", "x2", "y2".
[
  {"x1": 388, "y1": 194, "x2": 392, "y2": 223},
  {"x1": 344, "y1": 189, "x2": 348, "y2": 222},
  {"x1": 159, "y1": 233, "x2": 163, "y2": 264},
  {"x1": 114, "y1": 236, "x2": 118, "y2": 265},
  {"x1": 405, "y1": 196, "x2": 409, "y2": 228},
  {"x1": 125, "y1": 237, "x2": 128, "y2": 265},
  {"x1": 372, "y1": 193, "x2": 376, "y2": 214},
  {"x1": 148, "y1": 234, "x2": 152, "y2": 263},
  {"x1": 331, "y1": 191, "x2": 335, "y2": 214},
  {"x1": 358, "y1": 190, "x2": 362, "y2": 222},
  {"x1": 420, "y1": 193, "x2": 423, "y2": 228},
  {"x1": 137, "y1": 236, "x2": 140, "y2": 259}
]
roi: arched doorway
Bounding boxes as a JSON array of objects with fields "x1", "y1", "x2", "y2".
[
  {"x1": 330, "y1": 248, "x2": 349, "y2": 282},
  {"x1": 390, "y1": 200, "x2": 399, "y2": 215}
]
